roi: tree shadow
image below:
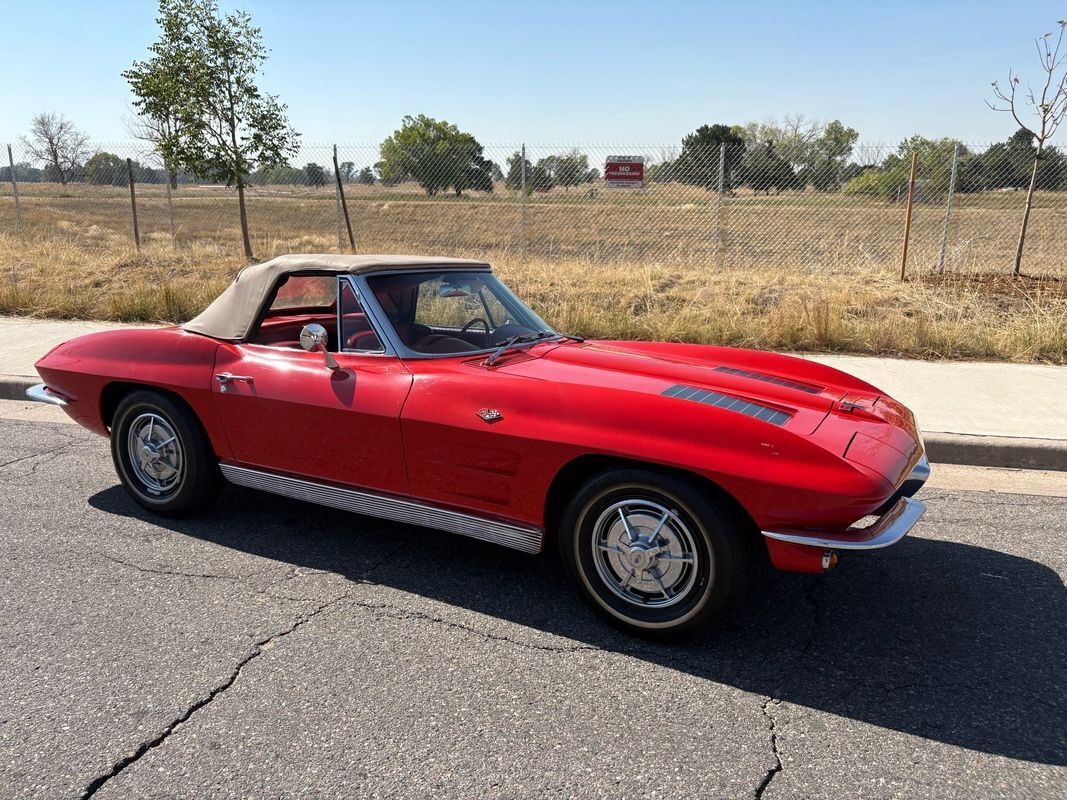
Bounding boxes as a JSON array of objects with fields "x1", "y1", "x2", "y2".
[{"x1": 89, "y1": 484, "x2": 1066, "y2": 766}]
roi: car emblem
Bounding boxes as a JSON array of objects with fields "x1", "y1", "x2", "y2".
[{"x1": 476, "y1": 408, "x2": 503, "y2": 423}]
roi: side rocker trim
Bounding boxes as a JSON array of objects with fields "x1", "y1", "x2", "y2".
[{"x1": 219, "y1": 463, "x2": 543, "y2": 554}]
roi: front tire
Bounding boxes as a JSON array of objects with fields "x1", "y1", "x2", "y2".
[
  {"x1": 110, "y1": 389, "x2": 222, "y2": 516},
  {"x1": 558, "y1": 469, "x2": 746, "y2": 637}
]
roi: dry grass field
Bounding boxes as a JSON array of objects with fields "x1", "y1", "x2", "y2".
[{"x1": 0, "y1": 182, "x2": 1064, "y2": 362}]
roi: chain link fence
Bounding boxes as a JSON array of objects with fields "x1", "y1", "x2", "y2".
[{"x1": 1, "y1": 141, "x2": 1064, "y2": 276}]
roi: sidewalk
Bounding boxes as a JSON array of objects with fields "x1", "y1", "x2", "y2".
[{"x1": 2, "y1": 316, "x2": 1064, "y2": 469}]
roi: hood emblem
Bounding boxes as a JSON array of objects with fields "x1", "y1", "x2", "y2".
[{"x1": 476, "y1": 408, "x2": 503, "y2": 424}]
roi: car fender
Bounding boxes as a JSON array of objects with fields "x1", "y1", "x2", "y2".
[{"x1": 33, "y1": 327, "x2": 231, "y2": 458}]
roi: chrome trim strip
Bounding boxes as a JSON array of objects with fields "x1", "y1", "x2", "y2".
[
  {"x1": 219, "y1": 463, "x2": 543, "y2": 555},
  {"x1": 761, "y1": 497, "x2": 926, "y2": 551},
  {"x1": 339, "y1": 274, "x2": 396, "y2": 356},
  {"x1": 26, "y1": 384, "x2": 68, "y2": 406}
]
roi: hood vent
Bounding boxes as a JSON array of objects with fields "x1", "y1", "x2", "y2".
[
  {"x1": 713, "y1": 366, "x2": 822, "y2": 395},
  {"x1": 661, "y1": 384, "x2": 791, "y2": 426}
]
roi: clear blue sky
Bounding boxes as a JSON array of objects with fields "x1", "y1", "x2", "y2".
[{"x1": 2, "y1": 0, "x2": 1064, "y2": 148}]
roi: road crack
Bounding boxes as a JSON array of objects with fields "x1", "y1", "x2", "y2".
[
  {"x1": 88, "y1": 549, "x2": 260, "y2": 582},
  {"x1": 348, "y1": 598, "x2": 599, "y2": 655},
  {"x1": 0, "y1": 437, "x2": 85, "y2": 471},
  {"x1": 79, "y1": 594, "x2": 346, "y2": 799},
  {"x1": 754, "y1": 697, "x2": 784, "y2": 799}
]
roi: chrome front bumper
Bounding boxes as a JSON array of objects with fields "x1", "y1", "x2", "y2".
[
  {"x1": 899, "y1": 452, "x2": 930, "y2": 499},
  {"x1": 26, "y1": 384, "x2": 68, "y2": 406},
  {"x1": 762, "y1": 496, "x2": 926, "y2": 551},
  {"x1": 761, "y1": 449, "x2": 930, "y2": 552}
]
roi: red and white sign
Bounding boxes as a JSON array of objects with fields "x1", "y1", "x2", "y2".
[{"x1": 605, "y1": 156, "x2": 645, "y2": 188}]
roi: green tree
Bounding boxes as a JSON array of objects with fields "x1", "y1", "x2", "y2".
[
  {"x1": 505, "y1": 151, "x2": 532, "y2": 193},
  {"x1": 844, "y1": 136, "x2": 967, "y2": 200},
  {"x1": 554, "y1": 149, "x2": 591, "y2": 191},
  {"x1": 530, "y1": 156, "x2": 557, "y2": 192},
  {"x1": 675, "y1": 124, "x2": 745, "y2": 190},
  {"x1": 741, "y1": 140, "x2": 799, "y2": 194},
  {"x1": 305, "y1": 162, "x2": 327, "y2": 187},
  {"x1": 356, "y1": 166, "x2": 376, "y2": 185},
  {"x1": 84, "y1": 152, "x2": 128, "y2": 186},
  {"x1": 645, "y1": 159, "x2": 675, "y2": 183},
  {"x1": 454, "y1": 151, "x2": 495, "y2": 195},
  {"x1": 125, "y1": 0, "x2": 300, "y2": 258},
  {"x1": 123, "y1": 12, "x2": 192, "y2": 192},
  {"x1": 258, "y1": 165, "x2": 304, "y2": 184},
  {"x1": 337, "y1": 161, "x2": 355, "y2": 182},
  {"x1": 379, "y1": 115, "x2": 492, "y2": 196},
  {"x1": 801, "y1": 120, "x2": 859, "y2": 191}
]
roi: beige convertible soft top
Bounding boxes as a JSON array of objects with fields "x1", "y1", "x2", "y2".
[{"x1": 182, "y1": 254, "x2": 491, "y2": 341}]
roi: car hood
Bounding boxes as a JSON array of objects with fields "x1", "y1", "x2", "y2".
[
  {"x1": 494, "y1": 340, "x2": 921, "y2": 478},
  {"x1": 496, "y1": 340, "x2": 846, "y2": 428}
]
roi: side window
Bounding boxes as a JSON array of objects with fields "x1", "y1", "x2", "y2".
[
  {"x1": 251, "y1": 275, "x2": 337, "y2": 348},
  {"x1": 340, "y1": 280, "x2": 384, "y2": 352}
]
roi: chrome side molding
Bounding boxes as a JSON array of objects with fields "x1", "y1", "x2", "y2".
[
  {"x1": 26, "y1": 384, "x2": 68, "y2": 406},
  {"x1": 761, "y1": 496, "x2": 926, "y2": 551},
  {"x1": 219, "y1": 463, "x2": 543, "y2": 555}
]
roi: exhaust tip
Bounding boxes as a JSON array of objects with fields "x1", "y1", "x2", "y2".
[{"x1": 822, "y1": 550, "x2": 839, "y2": 571}]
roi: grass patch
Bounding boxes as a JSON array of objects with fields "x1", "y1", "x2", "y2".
[{"x1": 0, "y1": 198, "x2": 1063, "y2": 362}]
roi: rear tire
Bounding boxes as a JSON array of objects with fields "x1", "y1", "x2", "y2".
[
  {"x1": 558, "y1": 468, "x2": 747, "y2": 637},
  {"x1": 110, "y1": 389, "x2": 222, "y2": 516}
]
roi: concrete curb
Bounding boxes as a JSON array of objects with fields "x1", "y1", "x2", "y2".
[
  {"x1": 923, "y1": 432, "x2": 1067, "y2": 472},
  {"x1": 2, "y1": 373, "x2": 1065, "y2": 472},
  {"x1": 0, "y1": 375, "x2": 35, "y2": 402}
]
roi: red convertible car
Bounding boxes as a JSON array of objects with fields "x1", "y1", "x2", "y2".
[{"x1": 29, "y1": 255, "x2": 928, "y2": 635}]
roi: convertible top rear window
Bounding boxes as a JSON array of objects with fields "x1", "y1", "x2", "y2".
[{"x1": 270, "y1": 275, "x2": 336, "y2": 310}]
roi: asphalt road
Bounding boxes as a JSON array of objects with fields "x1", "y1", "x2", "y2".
[{"x1": 0, "y1": 415, "x2": 1064, "y2": 799}]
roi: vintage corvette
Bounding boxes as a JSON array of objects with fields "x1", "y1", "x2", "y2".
[{"x1": 28, "y1": 254, "x2": 929, "y2": 635}]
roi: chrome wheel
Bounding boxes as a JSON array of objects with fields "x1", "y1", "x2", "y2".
[
  {"x1": 126, "y1": 412, "x2": 184, "y2": 496},
  {"x1": 591, "y1": 499, "x2": 703, "y2": 609}
]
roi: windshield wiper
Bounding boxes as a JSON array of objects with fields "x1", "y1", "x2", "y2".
[{"x1": 483, "y1": 331, "x2": 555, "y2": 366}]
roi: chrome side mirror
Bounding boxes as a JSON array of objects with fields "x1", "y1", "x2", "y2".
[{"x1": 299, "y1": 323, "x2": 339, "y2": 370}]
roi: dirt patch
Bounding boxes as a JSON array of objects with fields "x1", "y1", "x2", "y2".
[{"x1": 919, "y1": 272, "x2": 1067, "y2": 300}]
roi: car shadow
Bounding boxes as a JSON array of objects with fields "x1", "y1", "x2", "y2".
[{"x1": 89, "y1": 484, "x2": 1066, "y2": 766}]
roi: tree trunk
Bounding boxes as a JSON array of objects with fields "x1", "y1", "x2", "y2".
[
  {"x1": 237, "y1": 181, "x2": 253, "y2": 260},
  {"x1": 1013, "y1": 143, "x2": 1043, "y2": 277},
  {"x1": 169, "y1": 169, "x2": 178, "y2": 190}
]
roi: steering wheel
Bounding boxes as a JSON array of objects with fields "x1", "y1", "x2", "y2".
[{"x1": 459, "y1": 318, "x2": 490, "y2": 339}]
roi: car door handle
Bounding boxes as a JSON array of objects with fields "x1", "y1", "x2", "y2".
[{"x1": 216, "y1": 373, "x2": 254, "y2": 392}]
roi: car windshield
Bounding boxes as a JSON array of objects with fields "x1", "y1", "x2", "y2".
[{"x1": 365, "y1": 271, "x2": 555, "y2": 355}]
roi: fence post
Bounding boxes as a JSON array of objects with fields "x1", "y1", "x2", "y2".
[
  {"x1": 332, "y1": 145, "x2": 355, "y2": 252},
  {"x1": 520, "y1": 143, "x2": 527, "y2": 259},
  {"x1": 126, "y1": 158, "x2": 141, "y2": 251},
  {"x1": 937, "y1": 142, "x2": 960, "y2": 274},
  {"x1": 332, "y1": 164, "x2": 344, "y2": 252},
  {"x1": 899, "y1": 152, "x2": 918, "y2": 281},
  {"x1": 7, "y1": 144, "x2": 21, "y2": 234},
  {"x1": 713, "y1": 143, "x2": 726, "y2": 254},
  {"x1": 165, "y1": 179, "x2": 177, "y2": 249}
]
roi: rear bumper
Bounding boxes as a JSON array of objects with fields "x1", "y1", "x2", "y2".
[{"x1": 26, "y1": 383, "x2": 68, "y2": 406}]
